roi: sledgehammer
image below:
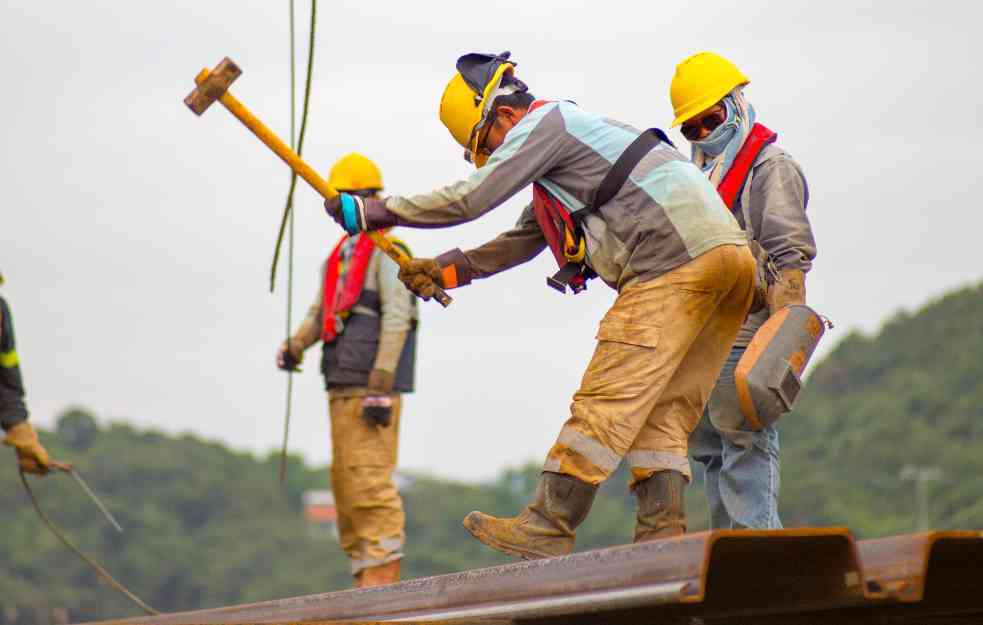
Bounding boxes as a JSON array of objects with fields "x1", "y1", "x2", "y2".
[{"x1": 183, "y1": 57, "x2": 452, "y2": 307}]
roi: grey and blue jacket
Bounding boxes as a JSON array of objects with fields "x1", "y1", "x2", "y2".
[{"x1": 384, "y1": 100, "x2": 749, "y2": 291}]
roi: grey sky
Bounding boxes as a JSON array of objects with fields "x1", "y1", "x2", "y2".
[{"x1": 2, "y1": 1, "x2": 979, "y2": 481}]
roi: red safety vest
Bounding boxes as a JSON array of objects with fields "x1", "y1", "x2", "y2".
[
  {"x1": 717, "y1": 123, "x2": 777, "y2": 210},
  {"x1": 321, "y1": 233, "x2": 376, "y2": 342}
]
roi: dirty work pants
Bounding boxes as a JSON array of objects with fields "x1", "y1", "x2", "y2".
[
  {"x1": 543, "y1": 244, "x2": 757, "y2": 486},
  {"x1": 689, "y1": 322, "x2": 783, "y2": 529},
  {"x1": 328, "y1": 391, "x2": 405, "y2": 575}
]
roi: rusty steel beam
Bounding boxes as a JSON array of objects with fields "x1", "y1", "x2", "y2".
[
  {"x1": 859, "y1": 531, "x2": 983, "y2": 604},
  {"x1": 79, "y1": 529, "x2": 866, "y2": 625}
]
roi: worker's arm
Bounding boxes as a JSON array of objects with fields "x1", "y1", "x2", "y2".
[
  {"x1": 396, "y1": 204, "x2": 546, "y2": 299},
  {"x1": 277, "y1": 261, "x2": 325, "y2": 368},
  {"x1": 368, "y1": 243, "x2": 415, "y2": 394},
  {"x1": 748, "y1": 153, "x2": 816, "y2": 313},
  {"x1": 326, "y1": 104, "x2": 570, "y2": 232},
  {"x1": 0, "y1": 297, "x2": 50, "y2": 474}
]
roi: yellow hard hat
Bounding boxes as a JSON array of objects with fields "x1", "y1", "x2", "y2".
[
  {"x1": 439, "y1": 52, "x2": 519, "y2": 168},
  {"x1": 670, "y1": 52, "x2": 750, "y2": 127},
  {"x1": 328, "y1": 153, "x2": 383, "y2": 192}
]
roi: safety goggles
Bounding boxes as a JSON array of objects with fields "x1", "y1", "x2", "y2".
[{"x1": 680, "y1": 106, "x2": 726, "y2": 141}]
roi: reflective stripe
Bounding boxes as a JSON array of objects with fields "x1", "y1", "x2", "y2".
[
  {"x1": 556, "y1": 426, "x2": 621, "y2": 473},
  {"x1": 349, "y1": 552, "x2": 403, "y2": 575},
  {"x1": 542, "y1": 457, "x2": 561, "y2": 473},
  {"x1": 626, "y1": 449, "x2": 690, "y2": 474},
  {"x1": 378, "y1": 535, "x2": 405, "y2": 553},
  {"x1": 0, "y1": 349, "x2": 18, "y2": 368}
]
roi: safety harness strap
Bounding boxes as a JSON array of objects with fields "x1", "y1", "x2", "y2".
[
  {"x1": 546, "y1": 127, "x2": 671, "y2": 293},
  {"x1": 717, "y1": 123, "x2": 777, "y2": 210}
]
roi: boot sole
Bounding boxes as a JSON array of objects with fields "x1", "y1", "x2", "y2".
[{"x1": 462, "y1": 514, "x2": 553, "y2": 561}]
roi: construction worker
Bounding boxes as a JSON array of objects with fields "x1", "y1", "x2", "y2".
[
  {"x1": 670, "y1": 52, "x2": 817, "y2": 529},
  {"x1": 1, "y1": 271, "x2": 52, "y2": 475},
  {"x1": 325, "y1": 52, "x2": 757, "y2": 559},
  {"x1": 277, "y1": 154, "x2": 418, "y2": 586}
]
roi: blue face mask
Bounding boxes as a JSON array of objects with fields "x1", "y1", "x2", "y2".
[{"x1": 692, "y1": 98, "x2": 739, "y2": 158}]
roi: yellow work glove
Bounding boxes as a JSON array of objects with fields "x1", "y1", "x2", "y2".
[
  {"x1": 3, "y1": 421, "x2": 51, "y2": 475},
  {"x1": 767, "y1": 268, "x2": 807, "y2": 315},
  {"x1": 363, "y1": 368, "x2": 396, "y2": 427},
  {"x1": 397, "y1": 258, "x2": 443, "y2": 301}
]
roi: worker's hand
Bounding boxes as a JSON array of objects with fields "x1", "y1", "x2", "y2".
[
  {"x1": 766, "y1": 268, "x2": 806, "y2": 315},
  {"x1": 367, "y1": 368, "x2": 396, "y2": 395},
  {"x1": 397, "y1": 258, "x2": 444, "y2": 301},
  {"x1": 276, "y1": 338, "x2": 305, "y2": 371},
  {"x1": 324, "y1": 194, "x2": 398, "y2": 235},
  {"x1": 3, "y1": 422, "x2": 51, "y2": 475}
]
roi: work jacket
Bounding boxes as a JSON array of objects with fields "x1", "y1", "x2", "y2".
[
  {"x1": 0, "y1": 296, "x2": 28, "y2": 430},
  {"x1": 383, "y1": 100, "x2": 748, "y2": 292},
  {"x1": 730, "y1": 143, "x2": 816, "y2": 346},
  {"x1": 295, "y1": 238, "x2": 418, "y2": 393}
]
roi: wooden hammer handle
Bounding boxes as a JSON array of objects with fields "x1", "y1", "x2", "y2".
[{"x1": 193, "y1": 69, "x2": 452, "y2": 308}]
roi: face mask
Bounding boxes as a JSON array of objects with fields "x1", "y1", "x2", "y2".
[{"x1": 692, "y1": 98, "x2": 739, "y2": 158}]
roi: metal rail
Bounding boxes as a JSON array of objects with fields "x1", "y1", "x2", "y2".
[{"x1": 76, "y1": 529, "x2": 983, "y2": 625}]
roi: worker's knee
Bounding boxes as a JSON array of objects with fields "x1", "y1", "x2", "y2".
[{"x1": 334, "y1": 464, "x2": 401, "y2": 508}]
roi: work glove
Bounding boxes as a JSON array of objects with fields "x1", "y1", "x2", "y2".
[
  {"x1": 324, "y1": 194, "x2": 398, "y2": 235},
  {"x1": 3, "y1": 421, "x2": 51, "y2": 475},
  {"x1": 766, "y1": 268, "x2": 807, "y2": 315},
  {"x1": 362, "y1": 368, "x2": 395, "y2": 427},
  {"x1": 276, "y1": 337, "x2": 305, "y2": 372},
  {"x1": 397, "y1": 258, "x2": 444, "y2": 301}
]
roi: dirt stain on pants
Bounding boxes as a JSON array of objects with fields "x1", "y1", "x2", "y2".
[
  {"x1": 328, "y1": 391, "x2": 404, "y2": 574},
  {"x1": 544, "y1": 244, "x2": 757, "y2": 486}
]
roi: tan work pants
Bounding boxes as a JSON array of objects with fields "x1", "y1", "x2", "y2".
[
  {"x1": 328, "y1": 391, "x2": 405, "y2": 574},
  {"x1": 544, "y1": 244, "x2": 756, "y2": 486}
]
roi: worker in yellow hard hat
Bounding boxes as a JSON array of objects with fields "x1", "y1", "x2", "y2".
[
  {"x1": 0, "y1": 271, "x2": 52, "y2": 475},
  {"x1": 278, "y1": 154, "x2": 418, "y2": 587},
  {"x1": 325, "y1": 51, "x2": 758, "y2": 560},
  {"x1": 670, "y1": 52, "x2": 817, "y2": 530}
]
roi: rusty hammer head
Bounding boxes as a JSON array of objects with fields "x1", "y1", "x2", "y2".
[{"x1": 184, "y1": 57, "x2": 242, "y2": 116}]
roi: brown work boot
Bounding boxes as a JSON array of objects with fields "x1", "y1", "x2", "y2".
[
  {"x1": 633, "y1": 470, "x2": 687, "y2": 543},
  {"x1": 355, "y1": 559, "x2": 401, "y2": 588},
  {"x1": 463, "y1": 472, "x2": 597, "y2": 560}
]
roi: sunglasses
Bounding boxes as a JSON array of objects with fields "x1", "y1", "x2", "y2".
[{"x1": 681, "y1": 107, "x2": 726, "y2": 141}]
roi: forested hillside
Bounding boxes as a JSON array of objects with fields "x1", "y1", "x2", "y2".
[{"x1": 3, "y1": 281, "x2": 982, "y2": 624}]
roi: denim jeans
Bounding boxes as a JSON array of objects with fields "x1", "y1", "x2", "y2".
[{"x1": 689, "y1": 345, "x2": 782, "y2": 529}]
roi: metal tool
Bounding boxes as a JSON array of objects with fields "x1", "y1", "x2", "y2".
[
  {"x1": 49, "y1": 460, "x2": 123, "y2": 532},
  {"x1": 183, "y1": 57, "x2": 453, "y2": 308}
]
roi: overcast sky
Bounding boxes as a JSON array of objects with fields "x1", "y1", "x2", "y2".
[{"x1": 2, "y1": 1, "x2": 980, "y2": 482}]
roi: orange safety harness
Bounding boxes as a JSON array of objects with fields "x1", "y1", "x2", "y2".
[{"x1": 321, "y1": 233, "x2": 376, "y2": 341}]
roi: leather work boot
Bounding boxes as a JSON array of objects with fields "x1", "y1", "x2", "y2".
[
  {"x1": 355, "y1": 559, "x2": 401, "y2": 588},
  {"x1": 633, "y1": 470, "x2": 687, "y2": 543},
  {"x1": 463, "y1": 472, "x2": 597, "y2": 560}
]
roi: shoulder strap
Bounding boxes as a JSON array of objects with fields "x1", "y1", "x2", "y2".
[
  {"x1": 570, "y1": 128, "x2": 671, "y2": 225},
  {"x1": 717, "y1": 123, "x2": 777, "y2": 210}
]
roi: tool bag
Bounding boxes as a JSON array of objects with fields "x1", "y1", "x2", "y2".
[{"x1": 542, "y1": 127, "x2": 673, "y2": 293}]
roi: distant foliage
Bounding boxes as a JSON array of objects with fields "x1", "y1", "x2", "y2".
[{"x1": 3, "y1": 281, "x2": 982, "y2": 623}]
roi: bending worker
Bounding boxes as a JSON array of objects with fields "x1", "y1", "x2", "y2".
[
  {"x1": 671, "y1": 52, "x2": 816, "y2": 529},
  {"x1": 277, "y1": 154, "x2": 418, "y2": 586},
  {"x1": 325, "y1": 52, "x2": 756, "y2": 559},
  {"x1": 1, "y1": 271, "x2": 52, "y2": 474}
]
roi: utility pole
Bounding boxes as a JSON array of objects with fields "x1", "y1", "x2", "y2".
[{"x1": 900, "y1": 465, "x2": 942, "y2": 531}]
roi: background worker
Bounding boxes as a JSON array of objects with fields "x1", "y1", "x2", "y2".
[
  {"x1": 1, "y1": 271, "x2": 52, "y2": 475},
  {"x1": 325, "y1": 52, "x2": 756, "y2": 560},
  {"x1": 671, "y1": 52, "x2": 817, "y2": 529},
  {"x1": 277, "y1": 154, "x2": 418, "y2": 587}
]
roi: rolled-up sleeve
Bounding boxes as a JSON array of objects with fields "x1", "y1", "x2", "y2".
[
  {"x1": 373, "y1": 248, "x2": 415, "y2": 373},
  {"x1": 749, "y1": 155, "x2": 816, "y2": 273}
]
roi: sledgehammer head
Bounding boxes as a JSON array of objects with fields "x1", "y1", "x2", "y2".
[{"x1": 184, "y1": 57, "x2": 242, "y2": 115}]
